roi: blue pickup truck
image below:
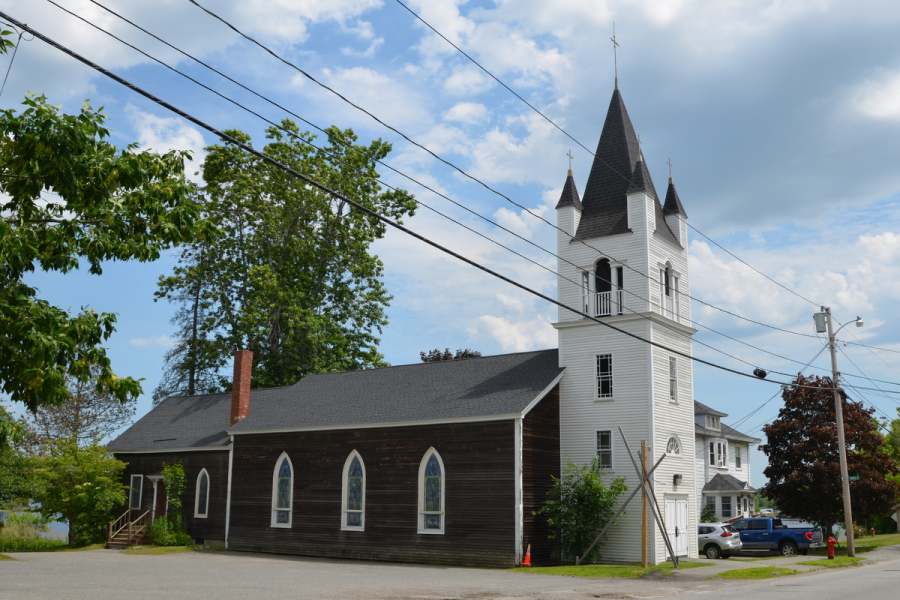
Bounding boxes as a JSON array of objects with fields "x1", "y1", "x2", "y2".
[{"x1": 730, "y1": 517, "x2": 824, "y2": 556}]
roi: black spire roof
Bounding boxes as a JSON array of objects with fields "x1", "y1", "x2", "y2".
[
  {"x1": 575, "y1": 88, "x2": 679, "y2": 246},
  {"x1": 555, "y1": 169, "x2": 582, "y2": 210},
  {"x1": 663, "y1": 178, "x2": 688, "y2": 218}
]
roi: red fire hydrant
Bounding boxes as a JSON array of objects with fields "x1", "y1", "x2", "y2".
[
  {"x1": 827, "y1": 536, "x2": 837, "y2": 560},
  {"x1": 870, "y1": 527, "x2": 876, "y2": 537}
]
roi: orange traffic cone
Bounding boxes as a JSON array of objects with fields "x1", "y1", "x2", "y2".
[{"x1": 522, "y1": 544, "x2": 532, "y2": 567}]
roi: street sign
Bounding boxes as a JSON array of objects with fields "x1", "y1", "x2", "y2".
[{"x1": 847, "y1": 475, "x2": 861, "y2": 482}]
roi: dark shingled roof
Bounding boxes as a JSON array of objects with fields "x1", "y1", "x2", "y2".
[
  {"x1": 702, "y1": 473, "x2": 757, "y2": 493},
  {"x1": 107, "y1": 393, "x2": 233, "y2": 452},
  {"x1": 663, "y1": 178, "x2": 688, "y2": 219},
  {"x1": 575, "y1": 88, "x2": 679, "y2": 247},
  {"x1": 231, "y1": 349, "x2": 563, "y2": 432},
  {"x1": 108, "y1": 350, "x2": 564, "y2": 451},
  {"x1": 694, "y1": 400, "x2": 728, "y2": 417},
  {"x1": 555, "y1": 170, "x2": 582, "y2": 210}
]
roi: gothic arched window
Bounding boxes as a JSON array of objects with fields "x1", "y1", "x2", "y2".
[
  {"x1": 272, "y1": 453, "x2": 293, "y2": 527},
  {"x1": 418, "y1": 448, "x2": 445, "y2": 534},
  {"x1": 194, "y1": 468, "x2": 209, "y2": 518},
  {"x1": 666, "y1": 436, "x2": 682, "y2": 457},
  {"x1": 342, "y1": 451, "x2": 366, "y2": 530}
]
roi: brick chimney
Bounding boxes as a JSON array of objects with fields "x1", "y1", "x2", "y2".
[{"x1": 231, "y1": 350, "x2": 253, "y2": 425}]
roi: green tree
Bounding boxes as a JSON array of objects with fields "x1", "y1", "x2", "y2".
[
  {"x1": 0, "y1": 407, "x2": 34, "y2": 509},
  {"x1": 0, "y1": 93, "x2": 215, "y2": 415},
  {"x1": 26, "y1": 365, "x2": 136, "y2": 448},
  {"x1": 419, "y1": 348, "x2": 482, "y2": 362},
  {"x1": 31, "y1": 438, "x2": 127, "y2": 546},
  {"x1": 761, "y1": 374, "x2": 900, "y2": 536},
  {"x1": 154, "y1": 122, "x2": 416, "y2": 398},
  {"x1": 534, "y1": 457, "x2": 627, "y2": 563},
  {"x1": 700, "y1": 503, "x2": 717, "y2": 524}
]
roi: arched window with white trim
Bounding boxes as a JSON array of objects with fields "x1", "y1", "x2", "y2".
[
  {"x1": 418, "y1": 448, "x2": 445, "y2": 534},
  {"x1": 194, "y1": 468, "x2": 210, "y2": 518},
  {"x1": 341, "y1": 451, "x2": 366, "y2": 530},
  {"x1": 272, "y1": 453, "x2": 293, "y2": 528},
  {"x1": 666, "y1": 435, "x2": 682, "y2": 457}
]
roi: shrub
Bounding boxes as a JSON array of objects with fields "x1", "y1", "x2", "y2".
[
  {"x1": 1, "y1": 512, "x2": 50, "y2": 539},
  {"x1": 534, "y1": 457, "x2": 627, "y2": 564},
  {"x1": 700, "y1": 503, "x2": 718, "y2": 524},
  {"x1": 149, "y1": 515, "x2": 192, "y2": 546}
]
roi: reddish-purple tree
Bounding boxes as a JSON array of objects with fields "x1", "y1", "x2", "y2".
[{"x1": 760, "y1": 374, "x2": 900, "y2": 536}]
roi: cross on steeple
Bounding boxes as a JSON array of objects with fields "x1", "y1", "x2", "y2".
[
  {"x1": 667, "y1": 157, "x2": 674, "y2": 179},
  {"x1": 567, "y1": 149, "x2": 574, "y2": 171},
  {"x1": 610, "y1": 24, "x2": 620, "y2": 89}
]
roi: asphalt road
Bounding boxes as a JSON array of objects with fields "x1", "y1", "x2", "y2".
[{"x1": 2, "y1": 544, "x2": 899, "y2": 600}]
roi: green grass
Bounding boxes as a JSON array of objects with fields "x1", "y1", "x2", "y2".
[
  {"x1": 510, "y1": 561, "x2": 710, "y2": 578},
  {"x1": 728, "y1": 555, "x2": 782, "y2": 562},
  {"x1": 809, "y1": 532, "x2": 900, "y2": 556},
  {"x1": 711, "y1": 566, "x2": 800, "y2": 580},
  {"x1": 797, "y1": 556, "x2": 865, "y2": 568},
  {"x1": 0, "y1": 553, "x2": 14, "y2": 560},
  {"x1": 0, "y1": 541, "x2": 105, "y2": 553},
  {"x1": 121, "y1": 544, "x2": 195, "y2": 556},
  {"x1": 0, "y1": 537, "x2": 67, "y2": 552}
]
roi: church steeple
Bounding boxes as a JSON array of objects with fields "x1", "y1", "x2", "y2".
[
  {"x1": 575, "y1": 88, "x2": 678, "y2": 246},
  {"x1": 555, "y1": 168, "x2": 582, "y2": 210},
  {"x1": 663, "y1": 177, "x2": 688, "y2": 218}
]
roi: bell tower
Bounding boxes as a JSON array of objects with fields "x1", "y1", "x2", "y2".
[{"x1": 553, "y1": 87, "x2": 697, "y2": 564}]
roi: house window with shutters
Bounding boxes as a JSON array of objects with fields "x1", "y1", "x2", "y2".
[{"x1": 709, "y1": 440, "x2": 727, "y2": 468}]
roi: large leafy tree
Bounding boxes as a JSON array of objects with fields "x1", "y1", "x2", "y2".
[
  {"x1": 154, "y1": 122, "x2": 416, "y2": 400},
  {"x1": 31, "y1": 437, "x2": 127, "y2": 546},
  {"x1": 0, "y1": 93, "x2": 215, "y2": 414},
  {"x1": 760, "y1": 374, "x2": 900, "y2": 535},
  {"x1": 0, "y1": 406, "x2": 34, "y2": 508}
]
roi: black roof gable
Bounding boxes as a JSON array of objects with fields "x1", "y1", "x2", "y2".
[
  {"x1": 108, "y1": 350, "x2": 565, "y2": 452},
  {"x1": 555, "y1": 169, "x2": 582, "y2": 210}
]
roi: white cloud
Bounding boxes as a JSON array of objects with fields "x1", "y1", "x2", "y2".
[
  {"x1": 130, "y1": 335, "x2": 178, "y2": 347},
  {"x1": 472, "y1": 314, "x2": 556, "y2": 352},
  {"x1": 443, "y1": 102, "x2": 487, "y2": 124},
  {"x1": 851, "y1": 70, "x2": 900, "y2": 120},
  {"x1": 442, "y1": 66, "x2": 494, "y2": 96},
  {"x1": 126, "y1": 105, "x2": 207, "y2": 180}
]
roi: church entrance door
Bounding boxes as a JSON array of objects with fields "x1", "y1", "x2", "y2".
[{"x1": 665, "y1": 496, "x2": 688, "y2": 557}]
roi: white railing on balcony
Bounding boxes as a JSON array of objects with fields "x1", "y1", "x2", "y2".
[{"x1": 593, "y1": 290, "x2": 625, "y2": 317}]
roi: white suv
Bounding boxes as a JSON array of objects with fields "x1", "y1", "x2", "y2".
[{"x1": 698, "y1": 523, "x2": 743, "y2": 559}]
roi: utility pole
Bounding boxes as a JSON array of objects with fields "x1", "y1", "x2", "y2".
[{"x1": 816, "y1": 307, "x2": 863, "y2": 557}]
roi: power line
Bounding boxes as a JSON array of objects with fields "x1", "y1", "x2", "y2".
[
  {"x1": 10, "y1": 12, "x2": 861, "y2": 396},
  {"x1": 389, "y1": 0, "x2": 823, "y2": 310},
  {"x1": 183, "y1": 0, "x2": 831, "y2": 346},
  {"x1": 60, "y1": 0, "x2": 836, "y2": 380}
]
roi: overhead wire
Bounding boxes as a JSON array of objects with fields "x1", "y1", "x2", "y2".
[
  {"x1": 183, "y1": 0, "x2": 831, "y2": 345},
  {"x1": 7, "y1": 11, "x2": 877, "y2": 398},
  {"x1": 55, "y1": 0, "x2": 835, "y2": 380}
]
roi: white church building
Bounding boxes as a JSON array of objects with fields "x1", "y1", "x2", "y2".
[{"x1": 553, "y1": 85, "x2": 698, "y2": 563}]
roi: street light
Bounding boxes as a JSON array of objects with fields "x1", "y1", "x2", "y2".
[{"x1": 813, "y1": 307, "x2": 863, "y2": 557}]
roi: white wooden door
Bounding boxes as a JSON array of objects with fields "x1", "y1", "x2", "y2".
[{"x1": 665, "y1": 498, "x2": 689, "y2": 557}]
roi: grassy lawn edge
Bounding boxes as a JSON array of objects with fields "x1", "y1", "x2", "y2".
[
  {"x1": 510, "y1": 561, "x2": 710, "y2": 579},
  {"x1": 797, "y1": 556, "x2": 865, "y2": 568},
  {"x1": 710, "y1": 566, "x2": 800, "y2": 580}
]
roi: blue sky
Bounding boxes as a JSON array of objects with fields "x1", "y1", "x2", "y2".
[{"x1": 3, "y1": 0, "x2": 900, "y2": 490}]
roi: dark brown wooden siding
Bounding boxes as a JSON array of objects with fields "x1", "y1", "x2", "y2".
[
  {"x1": 115, "y1": 450, "x2": 230, "y2": 542},
  {"x1": 228, "y1": 421, "x2": 517, "y2": 567},
  {"x1": 522, "y1": 385, "x2": 561, "y2": 566}
]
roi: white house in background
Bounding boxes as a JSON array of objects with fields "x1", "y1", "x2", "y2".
[
  {"x1": 553, "y1": 84, "x2": 698, "y2": 563},
  {"x1": 694, "y1": 401, "x2": 761, "y2": 521}
]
